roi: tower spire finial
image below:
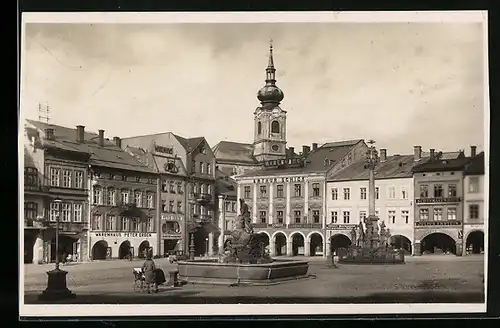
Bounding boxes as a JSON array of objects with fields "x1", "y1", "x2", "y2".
[{"x1": 268, "y1": 38, "x2": 274, "y2": 68}]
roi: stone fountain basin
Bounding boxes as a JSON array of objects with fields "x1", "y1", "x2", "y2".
[{"x1": 177, "y1": 259, "x2": 310, "y2": 285}]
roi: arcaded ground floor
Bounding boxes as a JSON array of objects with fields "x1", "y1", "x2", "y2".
[
  {"x1": 24, "y1": 229, "x2": 88, "y2": 264},
  {"x1": 23, "y1": 255, "x2": 484, "y2": 304}
]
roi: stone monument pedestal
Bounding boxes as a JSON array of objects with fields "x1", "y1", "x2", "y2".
[{"x1": 39, "y1": 269, "x2": 75, "y2": 301}]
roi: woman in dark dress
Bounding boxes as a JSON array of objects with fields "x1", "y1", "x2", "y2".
[{"x1": 142, "y1": 255, "x2": 158, "y2": 293}]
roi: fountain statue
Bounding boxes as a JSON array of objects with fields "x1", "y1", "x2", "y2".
[{"x1": 221, "y1": 199, "x2": 272, "y2": 264}]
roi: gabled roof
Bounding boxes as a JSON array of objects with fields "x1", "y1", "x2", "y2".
[
  {"x1": 328, "y1": 155, "x2": 415, "y2": 182},
  {"x1": 464, "y1": 152, "x2": 485, "y2": 175},
  {"x1": 412, "y1": 152, "x2": 471, "y2": 173},
  {"x1": 238, "y1": 139, "x2": 363, "y2": 178},
  {"x1": 174, "y1": 134, "x2": 205, "y2": 153},
  {"x1": 26, "y1": 120, "x2": 156, "y2": 174},
  {"x1": 212, "y1": 141, "x2": 259, "y2": 164}
]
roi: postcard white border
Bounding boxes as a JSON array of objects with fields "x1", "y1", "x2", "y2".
[{"x1": 19, "y1": 11, "x2": 489, "y2": 317}]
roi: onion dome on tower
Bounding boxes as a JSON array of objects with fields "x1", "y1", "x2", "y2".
[{"x1": 257, "y1": 40, "x2": 284, "y2": 109}]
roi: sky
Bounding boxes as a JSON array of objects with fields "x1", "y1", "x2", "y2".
[{"x1": 21, "y1": 21, "x2": 486, "y2": 155}]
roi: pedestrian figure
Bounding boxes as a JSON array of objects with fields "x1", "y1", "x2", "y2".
[{"x1": 142, "y1": 254, "x2": 158, "y2": 294}]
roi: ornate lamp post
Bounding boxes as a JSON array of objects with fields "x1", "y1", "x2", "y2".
[{"x1": 40, "y1": 198, "x2": 75, "y2": 300}]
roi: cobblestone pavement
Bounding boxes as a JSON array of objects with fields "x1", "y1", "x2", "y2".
[{"x1": 23, "y1": 255, "x2": 485, "y2": 304}]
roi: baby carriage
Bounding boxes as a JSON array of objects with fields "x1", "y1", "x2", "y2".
[{"x1": 133, "y1": 268, "x2": 146, "y2": 291}]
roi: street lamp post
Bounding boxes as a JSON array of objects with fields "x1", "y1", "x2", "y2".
[{"x1": 40, "y1": 198, "x2": 75, "y2": 301}]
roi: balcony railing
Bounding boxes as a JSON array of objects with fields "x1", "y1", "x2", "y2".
[
  {"x1": 24, "y1": 183, "x2": 50, "y2": 193},
  {"x1": 415, "y1": 197, "x2": 462, "y2": 204},
  {"x1": 415, "y1": 220, "x2": 462, "y2": 227},
  {"x1": 195, "y1": 193, "x2": 212, "y2": 203}
]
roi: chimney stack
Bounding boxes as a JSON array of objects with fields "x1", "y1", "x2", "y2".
[
  {"x1": 98, "y1": 129, "x2": 105, "y2": 147},
  {"x1": 380, "y1": 148, "x2": 387, "y2": 162},
  {"x1": 470, "y1": 145, "x2": 477, "y2": 157},
  {"x1": 302, "y1": 145, "x2": 311, "y2": 158},
  {"x1": 76, "y1": 125, "x2": 85, "y2": 143},
  {"x1": 413, "y1": 146, "x2": 422, "y2": 162},
  {"x1": 429, "y1": 148, "x2": 435, "y2": 161},
  {"x1": 312, "y1": 143, "x2": 318, "y2": 151},
  {"x1": 45, "y1": 128, "x2": 54, "y2": 140},
  {"x1": 288, "y1": 147, "x2": 295, "y2": 157},
  {"x1": 113, "y1": 136, "x2": 122, "y2": 148}
]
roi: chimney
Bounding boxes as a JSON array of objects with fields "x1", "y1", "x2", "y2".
[
  {"x1": 470, "y1": 145, "x2": 477, "y2": 157},
  {"x1": 98, "y1": 129, "x2": 105, "y2": 147},
  {"x1": 413, "y1": 145, "x2": 422, "y2": 162},
  {"x1": 380, "y1": 148, "x2": 387, "y2": 162},
  {"x1": 289, "y1": 147, "x2": 295, "y2": 157},
  {"x1": 76, "y1": 125, "x2": 85, "y2": 143},
  {"x1": 302, "y1": 145, "x2": 311, "y2": 158},
  {"x1": 113, "y1": 136, "x2": 122, "y2": 148},
  {"x1": 312, "y1": 143, "x2": 318, "y2": 151},
  {"x1": 45, "y1": 128, "x2": 54, "y2": 140},
  {"x1": 429, "y1": 148, "x2": 435, "y2": 161}
]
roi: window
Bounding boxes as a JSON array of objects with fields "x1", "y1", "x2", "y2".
[
  {"x1": 50, "y1": 167, "x2": 60, "y2": 186},
  {"x1": 162, "y1": 181, "x2": 168, "y2": 192},
  {"x1": 169, "y1": 200, "x2": 174, "y2": 213},
  {"x1": 73, "y1": 204, "x2": 83, "y2": 222},
  {"x1": 134, "y1": 191, "x2": 142, "y2": 207},
  {"x1": 331, "y1": 188, "x2": 338, "y2": 200},
  {"x1": 257, "y1": 121, "x2": 262, "y2": 134},
  {"x1": 312, "y1": 183, "x2": 320, "y2": 197},
  {"x1": 271, "y1": 120, "x2": 280, "y2": 134},
  {"x1": 106, "y1": 215, "x2": 115, "y2": 231},
  {"x1": 132, "y1": 218, "x2": 140, "y2": 232},
  {"x1": 190, "y1": 204, "x2": 196, "y2": 216},
  {"x1": 388, "y1": 210, "x2": 396, "y2": 224},
  {"x1": 375, "y1": 187, "x2": 379, "y2": 199},
  {"x1": 191, "y1": 161, "x2": 196, "y2": 173},
  {"x1": 24, "y1": 202, "x2": 37, "y2": 220},
  {"x1": 193, "y1": 182, "x2": 199, "y2": 195},
  {"x1": 388, "y1": 187, "x2": 396, "y2": 199},
  {"x1": 294, "y1": 184, "x2": 302, "y2": 197},
  {"x1": 401, "y1": 187, "x2": 408, "y2": 200},
  {"x1": 62, "y1": 170, "x2": 72, "y2": 188},
  {"x1": 177, "y1": 201, "x2": 182, "y2": 213},
  {"x1": 447, "y1": 207, "x2": 457, "y2": 221},
  {"x1": 147, "y1": 193, "x2": 153, "y2": 208},
  {"x1": 49, "y1": 202, "x2": 59, "y2": 221},
  {"x1": 448, "y1": 184, "x2": 457, "y2": 197},
  {"x1": 433, "y1": 208, "x2": 443, "y2": 221},
  {"x1": 108, "y1": 189, "x2": 116, "y2": 206},
  {"x1": 93, "y1": 186, "x2": 102, "y2": 205},
  {"x1": 277, "y1": 185, "x2": 284, "y2": 198},
  {"x1": 169, "y1": 182, "x2": 175, "y2": 193},
  {"x1": 343, "y1": 211, "x2": 350, "y2": 223},
  {"x1": 360, "y1": 211, "x2": 367, "y2": 222},
  {"x1": 294, "y1": 210, "x2": 301, "y2": 223},
  {"x1": 24, "y1": 167, "x2": 38, "y2": 186},
  {"x1": 260, "y1": 185, "x2": 267, "y2": 198},
  {"x1": 177, "y1": 183, "x2": 183, "y2": 194},
  {"x1": 469, "y1": 204, "x2": 479, "y2": 219},
  {"x1": 200, "y1": 162, "x2": 205, "y2": 174},
  {"x1": 61, "y1": 203, "x2": 71, "y2": 222},
  {"x1": 420, "y1": 184, "x2": 428, "y2": 198},
  {"x1": 277, "y1": 211, "x2": 284, "y2": 223},
  {"x1": 419, "y1": 208, "x2": 429, "y2": 221},
  {"x1": 402, "y1": 210, "x2": 409, "y2": 224},
  {"x1": 92, "y1": 214, "x2": 102, "y2": 230},
  {"x1": 147, "y1": 217, "x2": 154, "y2": 232},
  {"x1": 260, "y1": 211, "x2": 267, "y2": 223},
  {"x1": 312, "y1": 210, "x2": 320, "y2": 223},
  {"x1": 120, "y1": 217, "x2": 128, "y2": 231},
  {"x1": 469, "y1": 177, "x2": 480, "y2": 193},
  {"x1": 433, "y1": 184, "x2": 443, "y2": 198},
  {"x1": 244, "y1": 186, "x2": 251, "y2": 199},
  {"x1": 207, "y1": 163, "x2": 212, "y2": 175},
  {"x1": 360, "y1": 187, "x2": 367, "y2": 200},
  {"x1": 120, "y1": 190, "x2": 129, "y2": 204},
  {"x1": 343, "y1": 188, "x2": 350, "y2": 200},
  {"x1": 207, "y1": 184, "x2": 212, "y2": 195},
  {"x1": 232, "y1": 202, "x2": 236, "y2": 212},
  {"x1": 331, "y1": 211, "x2": 338, "y2": 223}
]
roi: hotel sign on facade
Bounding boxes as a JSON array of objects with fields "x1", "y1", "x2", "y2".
[{"x1": 263, "y1": 158, "x2": 305, "y2": 168}]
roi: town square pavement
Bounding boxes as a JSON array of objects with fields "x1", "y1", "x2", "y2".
[{"x1": 23, "y1": 255, "x2": 485, "y2": 304}]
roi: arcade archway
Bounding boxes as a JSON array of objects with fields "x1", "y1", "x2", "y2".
[
  {"x1": 291, "y1": 233, "x2": 305, "y2": 256},
  {"x1": 255, "y1": 232, "x2": 270, "y2": 248},
  {"x1": 309, "y1": 233, "x2": 323, "y2": 256},
  {"x1": 389, "y1": 235, "x2": 412, "y2": 254},
  {"x1": 119, "y1": 240, "x2": 132, "y2": 259},
  {"x1": 421, "y1": 233, "x2": 456, "y2": 255},
  {"x1": 50, "y1": 235, "x2": 78, "y2": 263},
  {"x1": 273, "y1": 232, "x2": 287, "y2": 256},
  {"x1": 138, "y1": 240, "x2": 150, "y2": 258},
  {"x1": 466, "y1": 231, "x2": 484, "y2": 254},
  {"x1": 330, "y1": 234, "x2": 351, "y2": 255},
  {"x1": 92, "y1": 240, "x2": 108, "y2": 260}
]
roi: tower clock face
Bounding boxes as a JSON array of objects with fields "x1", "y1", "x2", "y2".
[{"x1": 272, "y1": 144, "x2": 280, "y2": 152}]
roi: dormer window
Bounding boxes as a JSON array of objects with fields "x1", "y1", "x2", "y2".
[
  {"x1": 200, "y1": 147, "x2": 206, "y2": 154},
  {"x1": 324, "y1": 158, "x2": 330, "y2": 166}
]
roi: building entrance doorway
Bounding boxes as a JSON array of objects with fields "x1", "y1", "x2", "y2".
[
  {"x1": 291, "y1": 234, "x2": 305, "y2": 256},
  {"x1": 309, "y1": 233, "x2": 323, "y2": 256},
  {"x1": 330, "y1": 234, "x2": 351, "y2": 255},
  {"x1": 421, "y1": 233, "x2": 456, "y2": 255},
  {"x1": 389, "y1": 235, "x2": 412, "y2": 254},
  {"x1": 92, "y1": 240, "x2": 108, "y2": 260},
  {"x1": 163, "y1": 239, "x2": 180, "y2": 255},
  {"x1": 466, "y1": 231, "x2": 484, "y2": 254},
  {"x1": 274, "y1": 233, "x2": 286, "y2": 256},
  {"x1": 50, "y1": 235, "x2": 78, "y2": 263},
  {"x1": 119, "y1": 240, "x2": 132, "y2": 259}
]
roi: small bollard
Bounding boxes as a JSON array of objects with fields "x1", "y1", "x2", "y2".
[{"x1": 168, "y1": 270, "x2": 179, "y2": 287}]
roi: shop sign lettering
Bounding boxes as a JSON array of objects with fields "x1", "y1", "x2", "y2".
[{"x1": 92, "y1": 232, "x2": 153, "y2": 238}]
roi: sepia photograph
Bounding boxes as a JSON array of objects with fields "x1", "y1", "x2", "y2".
[{"x1": 19, "y1": 11, "x2": 488, "y2": 317}]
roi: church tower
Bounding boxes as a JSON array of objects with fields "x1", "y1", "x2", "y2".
[{"x1": 253, "y1": 41, "x2": 287, "y2": 163}]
